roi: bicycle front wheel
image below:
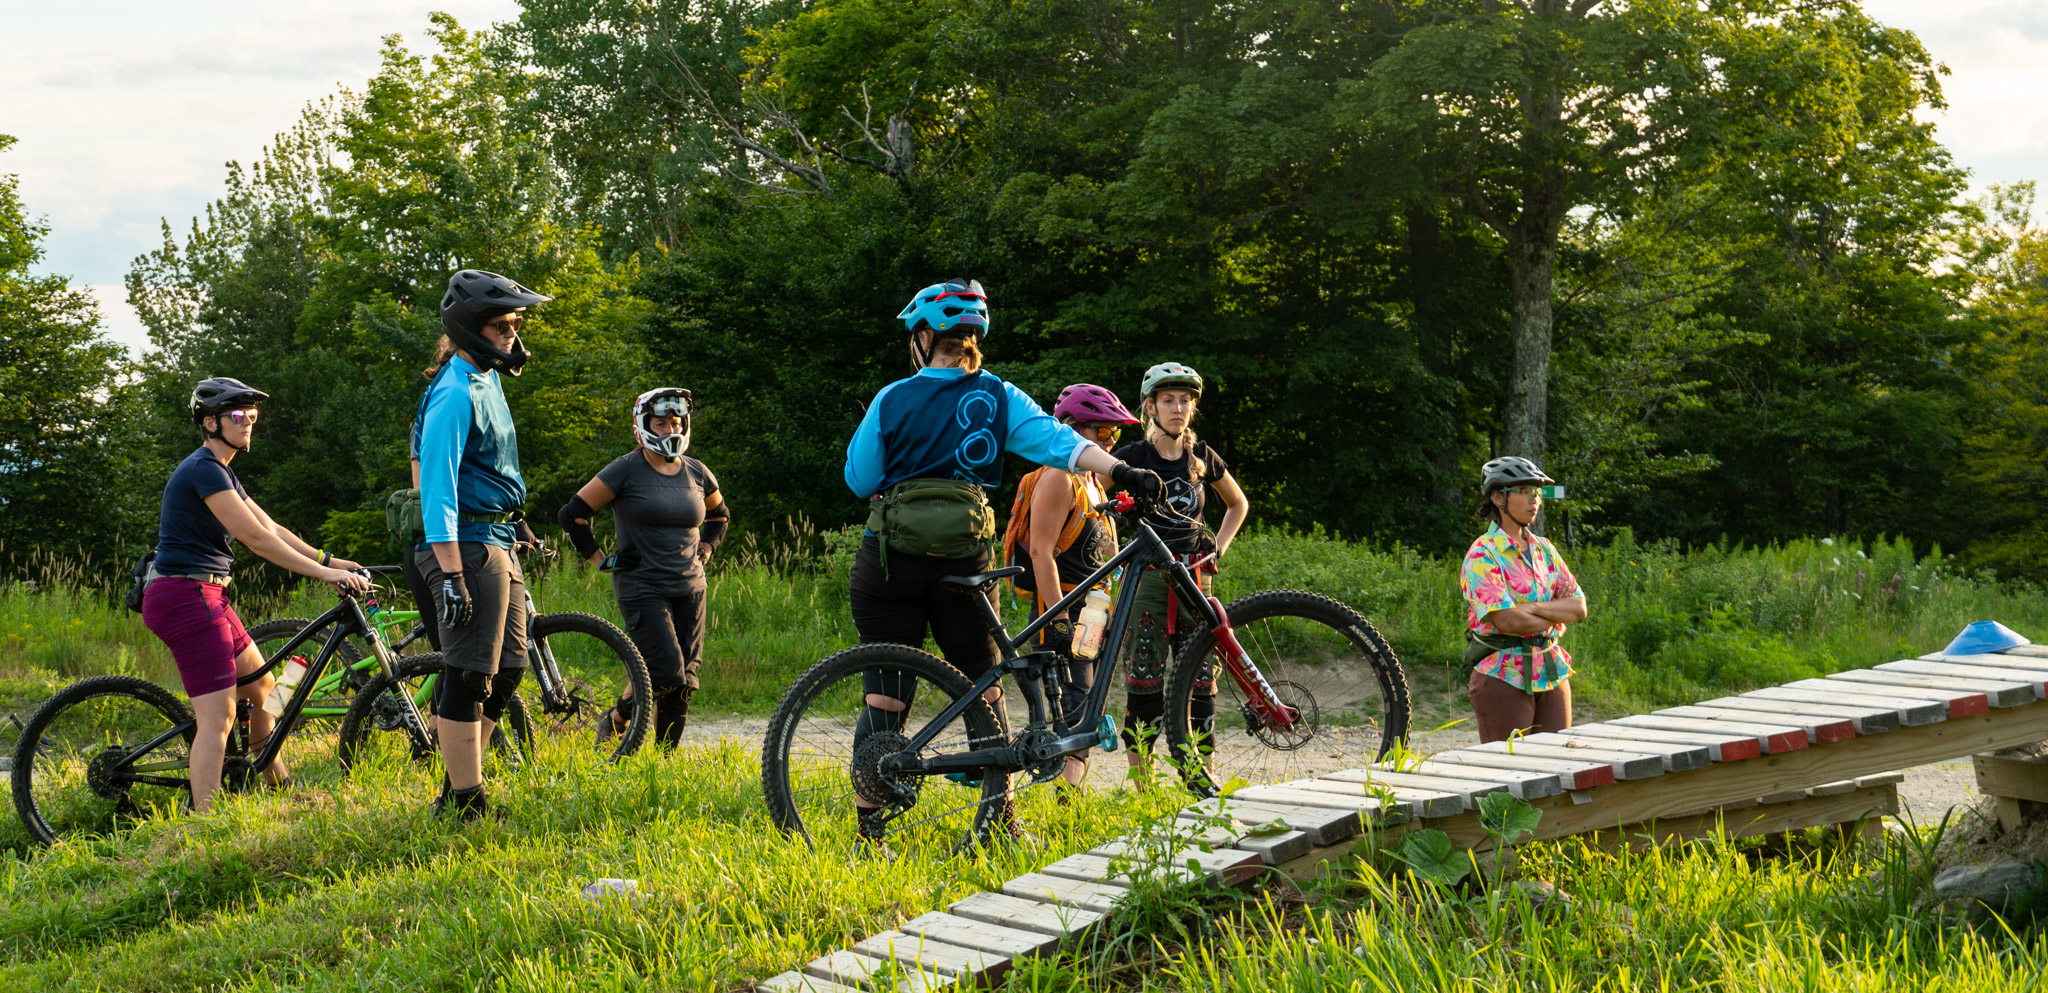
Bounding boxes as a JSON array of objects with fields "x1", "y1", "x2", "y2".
[
  {"x1": 762, "y1": 643, "x2": 1007, "y2": 855},
  {"x1": 337, "y1": 655, "x2": 529, "y2": 773},
  {"x1": 523, "y1": 611, "x2": 650, "y2": 760},
  {"x1": 11, "y1": 675, "x2": 195, "y2": 847},
  {"x1": 1163, "y1": 590, "x2": 1411, "y2": 796}
]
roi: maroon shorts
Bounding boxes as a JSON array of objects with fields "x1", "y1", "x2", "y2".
[{"x1": 141, "y1": 577, "x2": 253, "y2": 698}]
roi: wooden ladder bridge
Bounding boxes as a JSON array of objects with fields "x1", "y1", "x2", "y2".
[{"x1": 759, "y1": 644, "x2": 2048, "y2": 992}]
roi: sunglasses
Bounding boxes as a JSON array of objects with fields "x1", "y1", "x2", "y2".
[
  {"x1": 1079, "y1": 424, "x2": 1122, "y2": 444},
  {"x1": 220, "y1": 408, "x2": 260, "y2": 427},
  {"x1": 482, "y1": 315, "x2": 525, "y2": 333},
  {"x1": 1502, "y1": 485, "x2": 1544, "y2": 497}
]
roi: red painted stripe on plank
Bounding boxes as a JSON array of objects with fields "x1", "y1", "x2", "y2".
[
  {"x1": 1761, "y1": 730, "x2": 1806, "y2": 753},
  {"x1": 1566, "y1": 765, "x2": 1615, "y2": 790},
  {"x1": 1714, "y1": 738, "x2": 1761, "y2": 761},
  {"x1": 1947, "y1": 694, "x2": 1991, "y2": 717},
  {"x1": 1811, "y1": 719, "x2": 1857, "y2": 744}
]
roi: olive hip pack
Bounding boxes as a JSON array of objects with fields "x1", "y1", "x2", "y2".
[{"x1": 867, "y1": 478, "x2": 996, "y2": 562}]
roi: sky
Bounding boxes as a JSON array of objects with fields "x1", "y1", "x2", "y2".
[{"x1": 3, "y1": 0, "x2": 2046, "y2": 355}]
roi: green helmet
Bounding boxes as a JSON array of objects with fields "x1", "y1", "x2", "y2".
[{"x1": 1141, "y1": 361, "x2": 1203, "y2": 399}]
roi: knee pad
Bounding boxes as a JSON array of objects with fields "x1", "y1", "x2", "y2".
[
  {"x1": 480, "y1": 666, "x2": 524, "y2": 723},
  {"x1": 437, "y1": 667, "x2": 491, "y2": 724}
]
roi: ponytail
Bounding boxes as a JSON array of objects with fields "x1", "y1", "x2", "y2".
[{"x1": 424, "y1": 334, "x2": 457, "y2": 379}]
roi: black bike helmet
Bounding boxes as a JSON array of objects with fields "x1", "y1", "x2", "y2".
[
  {"x1": 1479, "y1": 455, "x2": 1555, "y2": 496},
  {"x1": 189, "y1": 377, "x2": 269, "y2": 423},
  {"x1": 440, "y1": 269, "x2": 551, "y2": 376}
]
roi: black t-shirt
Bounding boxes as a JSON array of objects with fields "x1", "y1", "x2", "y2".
[
  {"x1": 154, "y1": 447, "x2": 250, "y2": 576},
  {"x1": 596, "y1": 451, "x2": 720, "y2": 598},
  {"x1": 1112, "y1": 439, "x2": 1229, "y2": 554}
]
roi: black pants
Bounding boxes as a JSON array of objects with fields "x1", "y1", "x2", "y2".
[
  {"x1": 849, "y1": 536, "x2": 999, "y2": 710},
  {"x1": 401, "y1": 553, "x2": 442, "y2": 652},
  {"x1": 619, "y1": 589, "x2": 707, "y2": 747}
]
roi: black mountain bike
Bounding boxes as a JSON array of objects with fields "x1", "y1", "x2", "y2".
[
  {"x1": 10, "y1": 572, "x2": 462, "y2": 847},
  {"x1": 761, "y1": 495, "x2": 1412, "y2": 853}
]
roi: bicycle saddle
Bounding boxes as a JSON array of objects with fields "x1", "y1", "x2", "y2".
[{"x1": 937, "y1": 566, "x2": 1025, "y2": 590}]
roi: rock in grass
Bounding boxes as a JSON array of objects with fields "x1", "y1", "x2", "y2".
[
  {"x1": 1933, "y1": 862, "x2": 2041, "y2": 910},
  {"x1": 1513, "y1": 879, "x2": 1571, "y2": 911}
]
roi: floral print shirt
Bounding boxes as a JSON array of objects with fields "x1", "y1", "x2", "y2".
[{"x1": 1461, "y1": 523, "x2": 1584, "y2": 692}]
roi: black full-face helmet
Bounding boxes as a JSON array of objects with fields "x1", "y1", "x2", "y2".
[{"x1": 440, "y1": 269, "x2": 551, "y2": 376}]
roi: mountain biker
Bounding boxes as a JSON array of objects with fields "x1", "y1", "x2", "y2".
[
  {"x1": 1003, "y1": 384, "x2": 1139, "y2": 801},
  {"x1": 557, "y1": 387, "x2": 728, "y2": 749},
  {"x1": 1113, "y1": 361, "x2": 1250, "y2": 786},
  {"x1": 140, "y1": 377, "x2": 369, "y2": 813},
  {"x1": 1462, "y1": 456, "x2": 1587, "y2": 742},
  {"x1": 844, "y1": 278, "x2": 1163, "y2": 849},
  {"x1": 413, "y1": 269, "x2": 550, "y2": 821}
]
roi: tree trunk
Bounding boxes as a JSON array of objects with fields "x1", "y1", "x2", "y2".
[{"x1": 1503, "y1": 231, "x2": 1557, "y2": 463}]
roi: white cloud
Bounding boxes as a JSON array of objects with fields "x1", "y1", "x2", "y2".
[{"x1": 87, "y1": 285, "x2": 152, "y2": 358}]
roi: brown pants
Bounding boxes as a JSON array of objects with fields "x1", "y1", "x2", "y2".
[{"x1": 1468, "y1": 668, "x2": 1572, "y2": 743}]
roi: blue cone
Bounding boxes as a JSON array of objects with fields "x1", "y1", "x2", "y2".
[{"x1": 1943, "y1": 620, "x2": 2031, "y2": 657}]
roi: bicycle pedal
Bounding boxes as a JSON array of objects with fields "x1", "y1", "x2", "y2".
[{"x1": 1097, "y1": 715, "x2": 1120, "y2": 752}]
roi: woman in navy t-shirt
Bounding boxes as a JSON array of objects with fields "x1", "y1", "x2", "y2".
[{"x1": 140, "y1": 378, "x2": 368, "y2": 813}]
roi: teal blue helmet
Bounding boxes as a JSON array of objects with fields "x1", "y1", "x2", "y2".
[{"x1": 898, "y1": 278, "x2": 989, "y2": 337}]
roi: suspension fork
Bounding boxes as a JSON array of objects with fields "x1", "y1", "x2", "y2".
[
  {"x1": 1204, "y1": 595, "x2": 1300, "y2": 729},
  {"x1": 356, "y1": 597, "x2": 436, "y2": 744}
]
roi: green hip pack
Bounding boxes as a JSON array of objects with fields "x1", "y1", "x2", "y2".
[
  {"x1": 1463, "y1": 629, "x2": 1560, "y2": 692},
  {"x1": 867, "y1": 478, "x2": 997, "y2": 565}
]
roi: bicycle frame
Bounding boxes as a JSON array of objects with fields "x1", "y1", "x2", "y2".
[
  {"x1": 110, "y1": 586, "x2": 428, "y2": 790},
  {"x1": 884, "y1": 516, "x2": 1290, "y2": 781}
]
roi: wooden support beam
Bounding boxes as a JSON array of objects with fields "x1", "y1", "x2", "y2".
[
  {"x1": 1418, "y1": 699, "x2": 2048, "y2": 848},
  {"x1": 1973, "y1": 752, "x2": 2048, "y2": 804},
  {"x1": 1575, "y1": 784, "x2": 1899, "y2": 852}
]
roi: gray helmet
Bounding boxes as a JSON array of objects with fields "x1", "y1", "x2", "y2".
[
  {"x1": 1480, "y1": 456, "x2": 1554, "y2": 496},
  {"x1": 1141, "y1": 361, "x2": 1203, "y2": 399},
  {"x1": 440, "y1": 269, "x2": 551, "y2": 376}
]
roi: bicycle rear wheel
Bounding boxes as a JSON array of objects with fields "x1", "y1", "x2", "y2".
[
  {"x1": 11, "y1": 675, "x2": 195, "y2": 847},
  {"x1": 337, "y1": 655, "x2": 528, "y2": 773},
  {"x1": 762, "y1": 643, "x2": 1007, "y2": 855},
  {"x1": 523, "y1": 611, "x2": 650, "y2": 760},
  {"x1": 1163, "y1": 590, "x2": 1410, "y2": 796}
]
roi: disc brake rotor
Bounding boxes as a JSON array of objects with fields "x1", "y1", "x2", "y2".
[{"x1": 1241, "y1": 680, "x2": 1319, "y2": 750}]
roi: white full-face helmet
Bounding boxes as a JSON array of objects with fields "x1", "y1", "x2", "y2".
[{"x1": 633, "y1": 387, "x2": 692, "y2": 460}]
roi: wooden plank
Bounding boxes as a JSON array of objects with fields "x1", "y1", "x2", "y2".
[
  {"x1": 1655, "y1": 704, "x2": 1860, "y2": 744},
  {"x1": 1999, "y1": 644, "x2": 2048, "y2": 660},
  {"x1": 999, "y1": 873, "x2": 1127, "y2": 914},
  {"x1": 1704, "y1": 694, "x2": 1903, "y2": 734},
  {"x1": 760, "y1": 971, "x2": 868, "y2": 993},
  {"x1": 1407, "y1": 760, "x2": 1564, "y2": 799},
  {"x1": 805, "y1": 950, "x2": 950, "y2": 993},
  {"x1": 1614, "y1": 714, "x2": 1809, "y2": 753},
  {"x1": 1575, "y1": 784, "x2": 1899, "y2": 851},
  {"x1": 1039, "y1": 846, "x2": 1263, "y2": 887},
  {"x1": 1418, "y1": 698, "x2": 2048, "y2": 849},
  {"x1": 1230, "y1": 827, "x2": 1315, "y2": 865},
  {"x1": 1878, "y1": 660, "x2": 2048, "y2": 696},
  {"x1": 1826, "y1": 670, "x2": 2032, "y2": 709},
  {"x1": 1805, "y1": 779, "x2": 1857, "y2": 797},
  {"x1": 1321, "y1": 767, "x2": 1508, "y2": 807},
  {"x1": 1512, "y1": 731, "x2": 1711, "y2": 771},
  {"x1": 1230, "y1": 784, "x2": 1403, "y2": 819},
  {"x1": 1558, "y1": 723, "x2": 1761, "y2": 762},
  {"x1": 1973, "y1": 753, "x2": 2048, "y2": 804},
  {"x1": 1180, "y1": 797, "x2": 1365, "y2": 845},
  {"x1": 1923, "y1": 651, "x2": 2048, "y2": 671},
  {"x1": 1853, "y1": 770, "x2": 1905, "y2": 789},
  {"x1": 1089, "y1": 825, "x2": 1239, "y2": 856},
  {"x1": 1740, "y1": 686, "x2": 1946, "y2": 726},
  {"x1": 1422, "y1": 749, "x2": 1616, "y2": 790},
  {"x1": 897, "y1": 911, "x2": 1064, "y2": 959},
  {"x1": 1789, "y1": 677, "x2": 1990, "y2": 718},
  {"x1": 1466, "y1": 740, "x2": 1662, "y2": 780},
  {"x1": 854, "y1": 931, "x2": 1008, "y2": 982},
  {"x1": 1281, "y1": 776, "x2": 1464, "y2": 818},
  {"x1": 947, "y1": 892, "x2": 1102, "y2": 937}
]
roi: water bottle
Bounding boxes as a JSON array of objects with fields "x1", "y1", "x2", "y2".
[
  {"x1": 262, "y1": 655, "x2": 310, "y2": 717},
  {"x1": 1071, "y1": 587, "x2": 1114, "y2": 660}
]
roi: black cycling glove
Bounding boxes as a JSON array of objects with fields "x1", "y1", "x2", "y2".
[
  {"x1": 438, "y1": 573, "x2": 474, "y2": 629},
  {"x1": 1110, "y1": 463, "x2": 1164, "y2": 504},
  {"x1": 1042, "y1": 617, "x2": 1075, "y2": 656}
]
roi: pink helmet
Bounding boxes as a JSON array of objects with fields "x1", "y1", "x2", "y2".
[{"x1": 1054, "y1": 384, "x2": 1139, "y2": 425}]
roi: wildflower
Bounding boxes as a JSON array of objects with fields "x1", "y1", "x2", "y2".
[{"x1": 1820, "y1": 538, "x2": 1834, "y2": 547}]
